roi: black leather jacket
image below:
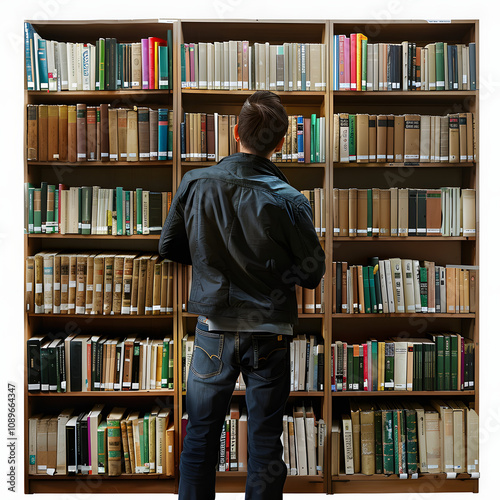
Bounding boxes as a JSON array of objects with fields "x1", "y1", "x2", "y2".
[{"x1": 158, "y1": 152, "x2": 326, "y2": 325}]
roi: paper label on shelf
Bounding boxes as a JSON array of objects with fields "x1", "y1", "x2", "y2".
[
  {"x1": 411, "y1": 473, "x2": 419, "y2": 479},
  {"x1": 399, "y1": 473, "x2": 408, "y2": 479}
]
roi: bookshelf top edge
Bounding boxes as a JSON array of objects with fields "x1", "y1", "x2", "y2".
[{"x1": 25, "y1": 19, "x2": 177, "y2": 26}]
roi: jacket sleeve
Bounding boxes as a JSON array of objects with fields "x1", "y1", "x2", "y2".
[
  {"x1": 282, "y1": 200, "x2": 326, "y2": 289},
  {"x1": 158, "y1": 181, "x2": 192, "y2": 266}
]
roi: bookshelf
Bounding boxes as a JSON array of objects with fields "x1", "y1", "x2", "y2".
[{"x1": 23, "y1": 18, "x2": 479, "y2": 496}]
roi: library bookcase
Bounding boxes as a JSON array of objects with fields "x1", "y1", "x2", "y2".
[{"x1": 23, "y1": 18, "x2": 479, "y2": 496}]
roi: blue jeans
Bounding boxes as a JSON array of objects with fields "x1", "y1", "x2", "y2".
[{"x1": 179, "y1": 318, "x2": 291, "y2": 500}]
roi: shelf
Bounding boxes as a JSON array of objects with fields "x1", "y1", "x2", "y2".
[
  {"x1": 331, "y1": 473, "x2": 478, "y2": 494},
  {"x1": 26, "y1": 234, "x2": 160, "y2": 239},
  {"x1": 181, "y1": 161, "x2": 326, "y2": 168},
  {"x1": 332, "y1": 313, "x2": 475, "y2": 318},
  {"x1": 27, "y1": 161, "x2": 173, "y2": 167},
  {"x1": 333, "y1": 162, "x2": 475, "y2": 168},
  {"x1": 28, "y1": 313, "x2": 173, "y2": 319},
  {"x1": 333, "y1": 236, "x2": 475, "y2": 241},
  {"x1": 331, "y1": 390, "x2": 475, "y2": 397},
  {"x1": 232, "y1": 390, "x2": 324, "y2": 397},
  {"x1": 181, "y1": 312, "x2": 326, "y2": 319},
  {"x1": 28, "y1": 390, "x2": 175, "y2": 396}
]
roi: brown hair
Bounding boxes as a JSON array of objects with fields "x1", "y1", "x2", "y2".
[{"x1": 237, "y1": 90, "x2": 288, "y2": 156}]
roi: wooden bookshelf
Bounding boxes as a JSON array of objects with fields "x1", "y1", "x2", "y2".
[{"x1": 23, "y1": 17, "x2": 479, "y2": 496}]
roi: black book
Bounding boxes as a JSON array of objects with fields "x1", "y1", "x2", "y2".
[
  {"x1": 435, "y1": 267, "x2": 441, "y2": 313},
  {"x1": 453, "y1": 45, "x2": 458, "y2": 90},
  {"x1": 47, "y1": 339, "x2": 58, "y2": 391},
  {"x1": 117, "y1": 43, "x2": 123, "y2": 90},
  {"x1": 408, "y1": 189, "x2": 417, "y2": 235},
  {"x1": 317, "y1": 341, "x2": 324, "y2": 391},
  {"x1": 387, "y1": 44, "x2": 392, "y2": 91},
  {"x1": 411, "y1": 42, "x2": 417, "y2": 91},
  {"x1": 96, "y1": 338, "x2": 106, "y2": 391},
  {"x1": 80, "y1": 412, "x2": 89, "y2": 474},
  {"x1": 447, "y1": 44, "x2": 454, "y2": 90},
  {"x1": 70, "y1": 336, "x2": 86, "y2": 392},
  {"x1": 368, "y1": 256, "x2": 382, "y2": 312},
  {"x1": 416, "y1": 189, "x2": 426, "y2": 236},
  {"x1": 27, "y1": 335, "x2": 45, "y2": 391},
  {"x1": 56, "y1": 341, "x2": 66, "y2": 392},
  {"x1": 40, "y1": 340, "x2": 51, "y2": 391},
  {"x1": 148, "y1": 192, "x2": 163, "y2": 234},
  {"x1": 336, "y1": 262, "x2": 342, "y2": 313},
  {"x1": 105, "y1": 38, "x2": 111, "y2": 90},
  {"x1": 109, "y1": 38, "x2": 117, "y2": 91},
  {"x1": 66, "y1": 416, "x2": 78, "y2": 474},
  {"x1": 76, "y1": 412, "x2": 87, "y2": 473},
  {"x1": 131, "y1": 340, "x2": 141, "y2": 390},
  {"x1": 40, "y1": 181, "x2": 47, "y2": 233},
  {"x1": 114, "y1": 341, "x2": 123, "y2": 390}
]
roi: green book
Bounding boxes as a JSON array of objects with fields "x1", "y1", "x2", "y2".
[
  {"x1": 348, "y1": 114, "x2": 356, "y2": 161},
  {"x1": 374, "y1": 408, "x2": 383, "y2": 473},
  {"x1": 116, "y1": 187, "x2": 123, "y2": 235},
  {"x1": 413, "y1": 343, "x2": 422, "y2": 391},
  {"x1": 310, "y1": 114, "x2": 317, "y2": 162},
  {"x1": 393, "y1": 407, "x2": 400, "y2": 474},
  {"x1": 362, "y1": 266, "x2": 371, "y2": 314},
  {"x1": 433, "y1": 334, "x2": 445, "y2": 390},
  {"x1": 405, "y1": 408, "x2": 418, "y2": 474},
  {"x1": 143, "y1": 414, "x2": 150, "y2": 472},
  {"x1": 419, "y1": 266, "x2": 428, "y2": 311},
  {"x1": 136, "y1": 188, "x2": 143, "y2": 234},
  {"x1": 367, "y1": 188, "x2": 372, "y2": 236},
  {"x1": 399, "y1": 406, "x2": 407, "y2": 474},
  {"x1": 97, "y1": 420, "x2": 108, "y2": 473},
  {"x1": 180, "y1": 42, "x2": 186, "y2": 86},
  {"x1": 370, "y1": 340, "x2": 378, "y2": 391},
  {"x1": 159, "y1": 45, "x2": 169, "y2": 89},
  {"x1": 117, "y1": 43, "x2": 123, "y2": 89},
  {"x1": 384, "y1": 342, "x2": 394, "y2": 390},
  {"x1": 361, "y1": 38, "x2": 368, "y2": 91},
  {"x1": 168, "y1": 339, "x2": 174, "y2": 389},
  {"x1": 161, "y1": 338, "x2": 169, "y2": 389},
  {"x1": 347, "y1": 345, "x2": 354, "y2": 390},
  {"x1": 138, "y1": 418, "x2": 145, "y2": 472},
  {"x1": 367, "y1": 265, "x2": 377, "y2": 313},
  {"x1": 125, "y1": 190, "x2": 131, "y2": 235},
  {"x1": 443, "y1": 335, "x2": 451, "y2": 390},
  {"x1": 353, "y1": 345, "x2": 360, "y2": 390},
  {"x1": 99, "y1": 38, "x2": 105, "y2": 91},
  {"x1": 435, "y1": 41, "x2": 445, "y2": 91},
  {"x1": 379, "y1": 404, "x2": 394, "y2": 474},
  {"x1": 449, "y1": 334, "x2": 458, "y2": 390}
]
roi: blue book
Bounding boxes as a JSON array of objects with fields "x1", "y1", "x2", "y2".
[
  {"x1": 158, "y1": 108, "x2": 169, "y2": 160},
  {"x1": 24, "y1": 22, "x2": 35, "y2": 90},
  {"x1": 297, "y1": 115, "x2": 304, "y2": 162},
  {"x1": 469, "y1": 42, "x2": 476, "y2": 90},
  {"x1": 310, "y1": 114, "x2": 316, "y2": 162},
  {"x1": 333, "y1": 35, "x2": 339, "y2": 91},
  {"x1": 37, "y1": 39, "x2": 49, "y2": 90}
]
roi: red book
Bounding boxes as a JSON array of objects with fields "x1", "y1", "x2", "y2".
[
  {"x1": 350, "y1": 34, "x2": 357, "y2": 90},
  {"x1": 225, "y1": 420, "x2": 230, "y2": 471},
  {"x1": 331, "y1": 344, "x2": 336, "y2": 391},
  {"x1": 339, "y1": 35, "x2": 345, "y2": 90},
  {"x1": 304, "y1": 117, "x2": 311, "y2": 164},
  {"x1": 363, "y1": 343, "x2": 368, "y2": 390},
  {"x1": 148, "y1": 37, "x2": 166, "y2": 89}
]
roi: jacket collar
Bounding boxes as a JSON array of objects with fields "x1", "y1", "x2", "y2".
[{"x1": 221, "y1": 152, "x2": 290, "y2": 185}]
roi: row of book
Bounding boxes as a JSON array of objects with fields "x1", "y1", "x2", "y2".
[
  {"x1": 26, "y1": 252, "x2": 174, "y2": 316},
  {"x1": 181, "y1": 41, "x2": 327, "y2": 91},
  {"x1": 24, "y1": 183, "x2": 171, "y2": 235},
  {"x1": 333, "y1": 113, "x2": 476, "y2": 163},
  {"x1": 332, "y1": 258, "x2": 477, "y2": 315},
  {"x1": 26, "y1": 104, "x2": 174, "y2": 162},
  {"x1": 24, "y1": 23, "x2": 173, "y2": 91},
  {"x1": 331, "y1": 335, "x2": 474, "y2": 393},
  {"x1": 333, "y1": 399, "x2": 479, "y2": 476},
  {"x1": 181, "y1": 113, "x2": 327, "y2": 163},
  {"x1": 333, "y1": 187, "x2": 476, "y2": 238},
  {"x1": 27, "y1": 334, "x2": 175, "y2": 393},
  {"x1": 332, "y1": 34, "x2": 476, "y2": 91},
  {"x1": 28, "y1": 405, "x2": 174, "y2": 476}
]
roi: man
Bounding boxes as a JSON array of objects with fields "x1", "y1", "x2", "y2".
[{"x1": 158, "y1": 90, "x2": 325, "y2": 499}]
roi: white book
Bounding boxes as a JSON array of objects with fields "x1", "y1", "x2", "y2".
[
  {"x1": 207, "y1": 42, "x2": 214, "y2": 90},
  {"x1": 265, "y1": 41, "x2": 270, "y2": 90},
  {"x1": 223, "y1": 41, "x2": 229, "y2": 89},
  {"x1": 90, "y1": 43, "x2": 96, "y2": 90},
  {"x1": 214, "y1": 41, "x2": 221, "y2": 90},
  {"x1": 390, "y1": 257, "x2": 405, "y2": 313},
  {"x1": 75, "y1": 43, "x2": 83, "y2": 90},
  {"x1": 46, "y1": 40, "x2": 57, "y2": 91},
  {"x1": 59, "y1": 42, "x2": 68, "y2": 90},
  {"x1": 402, "y1": 41, "x2": 408, "y2": 91},
  {"x1": 342, "y1": 415, "x2": 354, "y2": 474},
  {"x1": 82, "y1": 43, "x2": 90, "y2": 90},
  {"x1": 402, "y1": 258, "x2": 415, "y2": 313},
  {"x1": 305, "y1": 407, "x2": 317, "y2": 475},
  {"x1": 289, "y1": 340, "x2": 295, "y2": 392},
  {"x1": 269, "y1": 44, "x2": 277, "y2": 90},
  {"x1": 373, "y1": 43, "x2": 379, "y2": 91},
  {"x1": 293, "y1": 408, "x2": 308, "y2": 475},
  {"x1": 33, "y1": 32, "x2": 41, "y2": 90},
  {"x1": 379, "y1": 259, "x2": 389, "y2": 313},
  {"x1": 384, "y1": 259, "x2": 396, "y2": 313},
  {"x1": 367, "y1": 43, "x2": 373, "y2": 90},
  {"x1": 393, "y1": 342, "x2": 408, "y2": 390},
  {"x1": 198, "y1": 42, "x2": 207, "y2": 89}
]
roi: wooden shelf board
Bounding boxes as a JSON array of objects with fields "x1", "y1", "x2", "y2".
[
  {"x1": 332, "y1": 313, "x2": 475, "y2": 318},
  {"x1": 28, "y1": 161, "x2": 173, "y2": 167},
  {"x1": 333, "y1": 236, "x2": 475, "y2": 241},
  {"x1": 28, "y1": 390, "x2": 175, "y2": 396},
  {"x1": 26, "y1": 234, "x2": 160, "y2": 239},
  {"x1": 182, "y1": 89, "x2": 325, "y2": 96},
  {"x1": 28, "y1": 313, "x2": 173, "y2": 319},
  {"x1": 333, "y1": 162, "x2": 475, "y2": 168},
  {"x1": 331, "y1": 390, "x2": 475, "y2": 397},
  {"x1": 26, "y1": 90, "x2": 172, "y2": 98},
  {"x1": 182, "y1": 161, "x2": 326, "y2": 168},
  {"x1": 182, "y1": 312, "x2": 325, "y2": 319},
  {"x1": 231, "y1": 390, "x2": 323, "y2": 397},
  {"x1": 333, "y1": 90, "x2": 476, "y2": 97}
]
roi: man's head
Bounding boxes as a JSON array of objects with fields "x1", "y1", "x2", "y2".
[{"x1": 234, "y1": 90, "x2": 288, "y2": 158}]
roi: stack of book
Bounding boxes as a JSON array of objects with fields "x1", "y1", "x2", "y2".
[
  {"x1": 181, "y1": 41, "x2": 327, "y2": 91},
  {"x1": 25, "y1": 252, "x2": 174, "y2": 316},
  {"x1": 332, "y1": 258, "x2": 477, "y2": 315},
  {"x1": 26, "y1": 104, "x2": 174, "y2": 162},
  {"x1": 331, "y1": 335, "x2": 475, "y2": 392},
  {"x1": 334, "y1": 399, "x2": 479, "y2": 476},
  {"x1": 28, "y1": 405, "x2": 175, "y2": 476},
  {"x1": 333, "y1": 113, "x2": 476, "y2": 163},
  {"x1": 24, "y1": 183, "x2": 171, "y2": 235},
  {"x1": 27, "y1": 335, "x2": 174, "y2": 393},
  {"x1": 181, "y1": 113, "x2": 326, "y2": 163},
  {"x1": 333, "y1": 186, "x2": 476, "y2": 238},
  {"x1": 24, "y1": 22, "x2": 173, "y2": 91},
  {"x1": 332, "y1": 34, "x2": 476, "y2": 91}
]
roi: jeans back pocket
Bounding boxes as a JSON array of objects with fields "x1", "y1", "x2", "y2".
[
  {"x1": 190, "y1": 328, "x2": 224, "y2": 379},
  {"x1": 250, "y1": 333, "x2": 289, "y2": 382}
]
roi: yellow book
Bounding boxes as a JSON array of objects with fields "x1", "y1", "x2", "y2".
[
  {"x1": 154, "y1": 41, "x2": 159, "y2": 90},
  {"x1": 378, "y1": 341, "x2": 385, "y2": 391}
]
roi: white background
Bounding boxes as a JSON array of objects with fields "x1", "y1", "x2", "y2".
[{"x1": 1, "y1": 0, "x2": 499, "y2": 499}]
